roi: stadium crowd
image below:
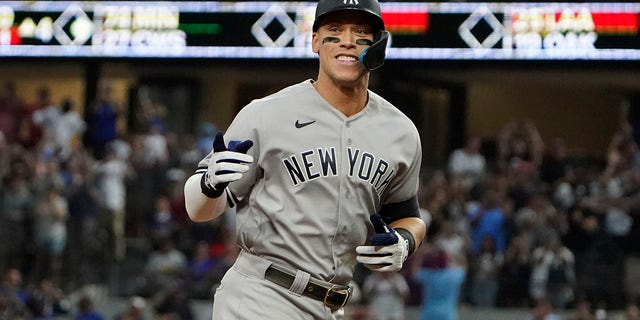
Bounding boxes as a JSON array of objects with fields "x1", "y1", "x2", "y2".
[{"x1": 2, "y1": 81, "x2": 640, "y2": 319}]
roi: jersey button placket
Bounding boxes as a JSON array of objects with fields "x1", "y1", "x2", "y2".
[
  {"x1": 345, "y1": 121, "x2": 352, "y2": 199},
  {"x1": 345, "y1": 121, "x2": 353, "y2": 145}
]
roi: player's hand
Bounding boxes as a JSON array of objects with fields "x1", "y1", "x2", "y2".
[
  {"x1": 200, "y1": 132, "x2": 254, "y2": 198},
  {"x1": 356, "y1": 214, "x2": 409, "y2": 272}
]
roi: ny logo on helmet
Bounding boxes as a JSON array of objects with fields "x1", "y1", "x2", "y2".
[{"x1": 343, "y1": 0, "x2": 359, "y2": 5}]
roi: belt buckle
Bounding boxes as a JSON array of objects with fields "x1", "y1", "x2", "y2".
[{"x1": 323, "y1": 285, "x2": 352, "y2": 311}]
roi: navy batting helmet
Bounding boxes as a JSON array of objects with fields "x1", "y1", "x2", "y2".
[{"x1": 312, "y1": 0, "x2": 385, "y2": 32}]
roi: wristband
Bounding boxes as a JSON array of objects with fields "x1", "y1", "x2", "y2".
[
  {"x1": 394, "y1": 228, "x2": 416, "y2": 256},
  {"x1": 200, "y1": 172, "x2": 224, "y2": 198}
]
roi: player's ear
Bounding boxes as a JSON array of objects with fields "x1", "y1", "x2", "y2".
[{"x1": 311, "y1": 32, "x2": 320, "y2": 53}]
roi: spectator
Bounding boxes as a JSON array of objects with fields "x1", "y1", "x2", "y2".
[
  {"x1": 153, "y1": 285, "x2": 194, "y2": 320},
  {"x1": 446, "y1": 175, "x2": 477, "y2": 237},
  {"x1": 46, "y1": 98, "x2": 86, "y2": 160},
  {"x1": 86, "y1": 84, "x2": 123, "y2": 159},
  {"x1": 195, "y1": 122, "x2": 217, "y2": 158},
  {"x1": 0, "y1": 132, "x2": 9, "y2": 191},
  {"x1": 25, "y1": 278, "x2": 68, "y2": 319},
  {"x1": 184, "y1": 241, "x2": 219, "y2": 299},
  {"x1": 563, "y1": 205, "x2": 600, "y2": 302},
  {"x1": 147, "y1": 195, "x2": 179, "y2": 246},
  {"x1": 32, "y1": 186, "x2": 68, "y2": 284},
  {"x1": 469, "y1": 180, "x2": 508, "y2": 255},
  {"x1": 113, "y1": 296, "x2": 149, "y2": 320},
  {"x1": 529, "y1": 233, "x2": 576, "y2": 309},
  {"x1": 497, "y1": 119, "x2": 545, "y2": 174},
  {"x1": 73, "y1": 295, "x2": 105, "y2": 320},
  {"x1": 623, "y1": 297, "x2": 640, "y2": 320},
  {"x1": 94, "y1": 141, "x2": 133, "y2": 262},
  {"x1": 523, "y1": 297, "x2": 562, "y2": 320},
  {"x1": 141, "y1": 123, "x2": 169, "y2": 168},
  {"x1": 0, "y1": 268, "x2": 30, "y2": 319},
  {"x1": 0, "y1": 81, "x2": 24, "y2": 144},
  {"x1": 470, "y1": 235, "x2": 504, "y2": 307},
  {"x1": 0, "y1": 172, "x2": 34, "y2": 272},
  {"x1": 64, "y1": 150, "x2": 103, "y2": 286},
  {"x1": 566, "y1": 296, "x2": 595, "y2": 320},
  {"x1": 138, "y1": 237, "x2": 187, "y2": 297},
  {"x1": 540, "y1": 137, "x2": 572, "y2": 186},
  {"x1": 447, "y1": 135, "x2": 487, "y2": 189},
  {"x1": 513, "y1": 192, "x2": 563, "y2": 250},
  {"x1": 19, "y1": 86, "x2": 51, "y2": 148},
  {"x1": 412, "y1": 242, "x2": 466, "y2": 320},
  {"x1": 500, "y1": 234, "x2": 533, "y2": 308},
  {"x1": 418, "y1": 169, "x2": 449, "y2": 239},
  {"x1": 32, "y1": 97, "x2": 62, "y2": 153},
  {"x1": 434, "y1": 219, "x2": 469, "y2": 269},
  {"x1": 362, "y1": 271, "x2": 410, "y2": 320}
]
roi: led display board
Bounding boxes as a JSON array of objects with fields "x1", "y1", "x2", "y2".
[{"x1": 0, "y1": 1, "x2": 638, "y2": 60}]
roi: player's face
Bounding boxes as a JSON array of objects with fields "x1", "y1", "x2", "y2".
[{"x1": 312, "y1": 11, "x2": 375, "y2": 86}]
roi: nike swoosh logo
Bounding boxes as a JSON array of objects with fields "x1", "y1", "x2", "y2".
[{"x1": 295, "y1": 120, "x2": 316, "y2": 128}]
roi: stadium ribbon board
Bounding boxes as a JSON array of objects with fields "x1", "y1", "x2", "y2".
[{"x1": 0, "y1": 1, "x2": 638, "y2": 60}]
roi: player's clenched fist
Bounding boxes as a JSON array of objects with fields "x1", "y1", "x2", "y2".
[
  {"x1": 200, "y1": 132, "x2": 254, "y2": 198},
  {"x1": 356, "y1": 214, "x2": 409, "y2": 272}
]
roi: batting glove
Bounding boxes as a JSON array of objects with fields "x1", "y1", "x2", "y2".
[
  {"x1": 356, "y1": 214, "x2": 409, "y2": 272},
  {"x1": 200, "y1": 132, "x2": 254, "y2": 198}
]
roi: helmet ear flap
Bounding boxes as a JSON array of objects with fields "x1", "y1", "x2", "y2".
[{"x1": 359, "y1": 30, "x2": 389, "y2": 71}]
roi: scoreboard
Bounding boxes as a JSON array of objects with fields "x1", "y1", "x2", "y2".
[{"x1": 0, "y1": 1, "x2": 639, "y2": 60}]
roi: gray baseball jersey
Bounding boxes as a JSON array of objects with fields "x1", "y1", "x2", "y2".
[{"x1": 197, "y1": 79, "x2": 421, "y2": 285}]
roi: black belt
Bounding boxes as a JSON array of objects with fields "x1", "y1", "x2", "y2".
[{"x1": 264, "y1": 265, "x2": 352, "y2": 312}]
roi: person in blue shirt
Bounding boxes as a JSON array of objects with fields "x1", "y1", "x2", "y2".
[
  {"x1": 412, "y1": 242, "x2": 466, "y2": 320},
  {"x1": 73, "y1": 295, "x2": 105, "y2": 320}
]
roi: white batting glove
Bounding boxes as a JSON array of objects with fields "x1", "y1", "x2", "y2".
[
  {"x1": 200, "y1": 132, "x2": 253, "y2": 198},
  {"x1": 356, "y1": 214, "x2": 409, "y2": 272}
]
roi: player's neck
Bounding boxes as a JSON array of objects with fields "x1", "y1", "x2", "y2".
[{"x1": 313, "y1": 79, "x2": 369, "y2": 117}]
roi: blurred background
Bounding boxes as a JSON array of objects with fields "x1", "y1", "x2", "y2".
[{"x1": 1, "y1": 1, "x2": 640, "y2": 319}]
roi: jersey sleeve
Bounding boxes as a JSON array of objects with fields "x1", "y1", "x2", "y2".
[{"x1": 379, "y1": 124, "x2": 422, "y2": 220}]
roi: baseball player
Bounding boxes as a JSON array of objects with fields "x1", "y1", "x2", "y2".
[{"x1": 183, "y1": 0, "x2": 426, "y2": 319}]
